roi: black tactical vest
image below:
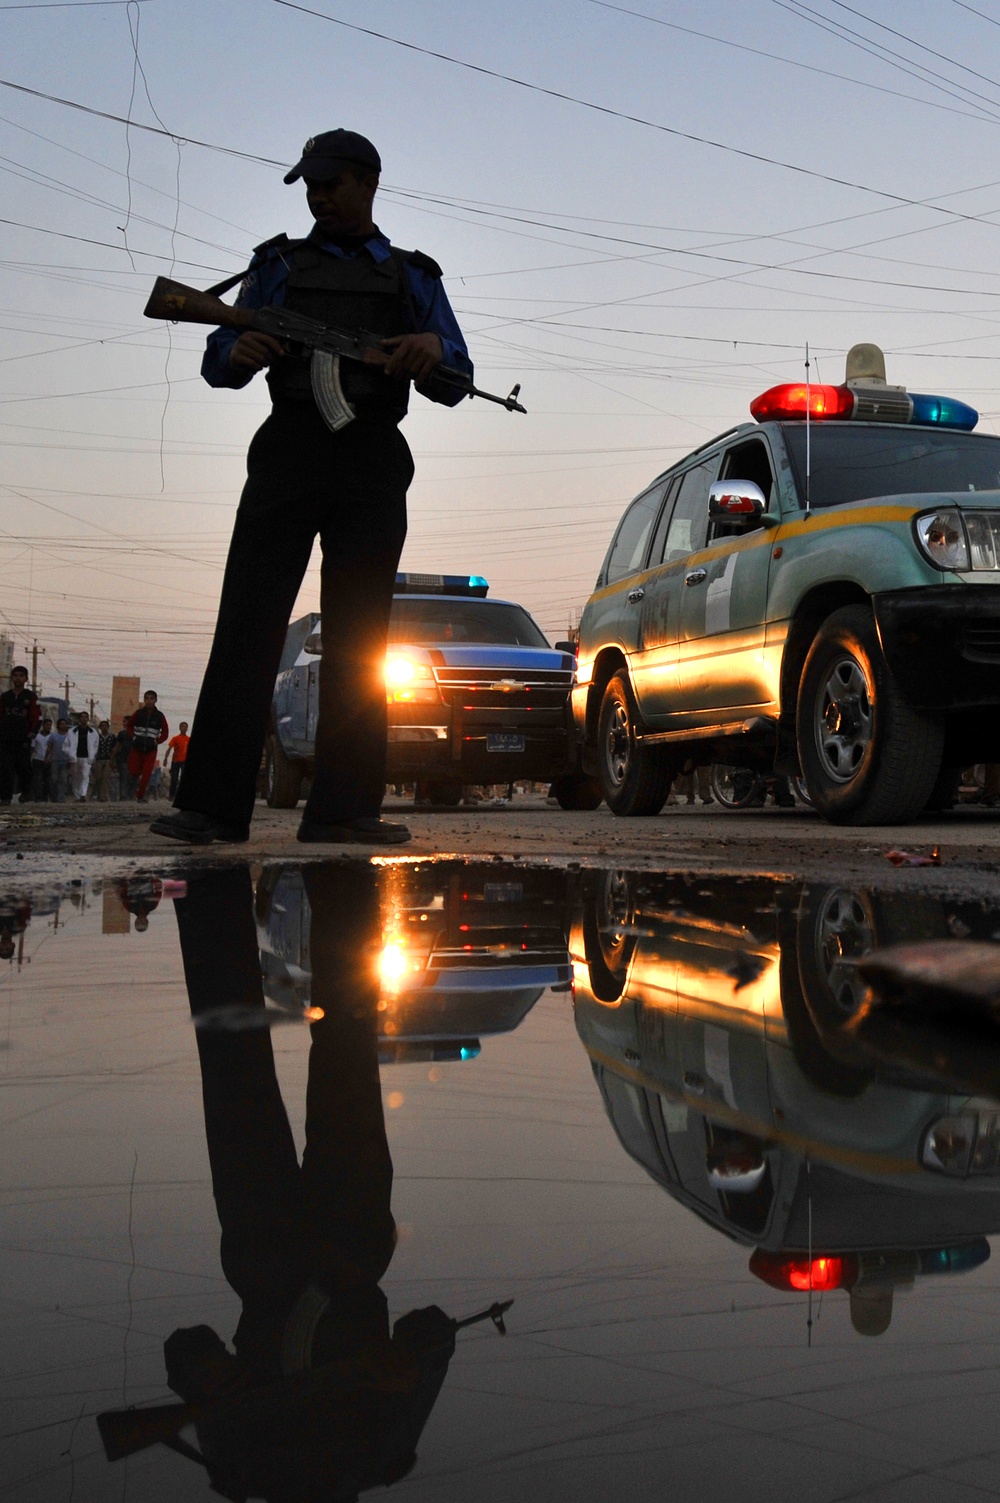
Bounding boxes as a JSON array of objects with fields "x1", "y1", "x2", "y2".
[{"x1": 266, "y1": 241, "x2": 413, "y2": 421}]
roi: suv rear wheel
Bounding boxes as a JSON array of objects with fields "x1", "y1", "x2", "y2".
[
  {"x1": 796, "y1": 604, "x2": 943, "y2": 825},
  {"x1": 265, "y1": 735, "x2": 303, "y2": 809},
  {"x1": 597, "y1": 673, "x2": 673, "y2": 816}
]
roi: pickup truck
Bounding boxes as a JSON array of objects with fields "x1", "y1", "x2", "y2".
[{"x1": 268, "y1": 573, "x2": 601, "y2": 809}]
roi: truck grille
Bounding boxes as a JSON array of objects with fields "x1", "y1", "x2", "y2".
[
  {"x1": 434, "y1": 667, "x2": 572, "y2": 710},
  {"x1": 963, "y1": 621, "x2": 1000, "y2": 661}
]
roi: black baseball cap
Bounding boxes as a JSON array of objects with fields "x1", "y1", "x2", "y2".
[{"x1": 283, "y1": 130, "x2": 381, "y2": 184}]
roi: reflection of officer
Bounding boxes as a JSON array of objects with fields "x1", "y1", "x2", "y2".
[
  {"x1": 99, "y1": 864, "x2": 456, "y2": 1499},
  {"x1": 152, "y1": 130, "x2": 472, "y2": 851}
]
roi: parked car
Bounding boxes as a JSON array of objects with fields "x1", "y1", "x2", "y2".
[
  {"x1": 268, "y1": 573, "x2": 601, "y2": 809},
  {"x1": 573, "y1": 343, "x2": 1000, "y2": 824}
]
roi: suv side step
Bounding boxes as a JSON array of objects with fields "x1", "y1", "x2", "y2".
[{"x1": 636, "y1": 714, "x2": 777, "y2": 746}]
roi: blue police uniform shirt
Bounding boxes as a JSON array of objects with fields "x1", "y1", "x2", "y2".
[{"x1": 201, "y1": 230, "x2": 472, "y2": 406}]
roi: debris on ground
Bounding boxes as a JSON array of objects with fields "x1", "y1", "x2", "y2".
[{"x1": 884, "y1": 846, "x2": 941, "y2": 867}]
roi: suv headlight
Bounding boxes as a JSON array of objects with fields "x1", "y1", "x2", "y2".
[
  {"x1": 914, "y1": 510, "x2": 969, "y2": 571},
  {"x1": 922, "y1": 1111, "x2": 1000, "y2": 1176}
]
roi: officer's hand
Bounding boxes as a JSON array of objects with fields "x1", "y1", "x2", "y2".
[
  {"x1": 380, "y1": 333, "x2": 443, "y2": 382},
  {"x1": 229, "y1": 331, "x2": 286, "y2": 373}
]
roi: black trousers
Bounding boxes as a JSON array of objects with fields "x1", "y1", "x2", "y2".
[
  {"x1": 174, "y1": 865, "x2": 395, "y2": 1359},
  {"x1": 178, "y1": 405, "x2": 412, "y2": 826},
  {"x1": 0, "y1": 740, "x2": 32, "y2": 801}
]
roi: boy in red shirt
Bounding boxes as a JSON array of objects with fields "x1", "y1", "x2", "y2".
[{"x1": 126, "y1": 691, "x2": 169, "y2": 802}]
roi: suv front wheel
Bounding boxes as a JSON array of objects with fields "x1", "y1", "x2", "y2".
[
  {"x1": 796, "y1": 604, "x2": 943, "y2": 825},
  {"x1": 597, "y1": 673, "x2": 673, "y2": 816},
  {"x1": 265, "y1": 734, "x2": 303, "y2": 809}
]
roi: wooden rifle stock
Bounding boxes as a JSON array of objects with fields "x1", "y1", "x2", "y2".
[
  {"x1": 144, "y1": 277, "x2": 255, "y2": 329},
  {"x1": 96, "y1": 1401, "x2": 195, "y2": 1461}
]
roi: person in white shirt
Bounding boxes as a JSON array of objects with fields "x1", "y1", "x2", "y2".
[
  {"x1": 68, "y1": 712, "x2": 100, "y2": 801},
  {"x1": 30, "y1": 718, "x2": 52, "y2": 802}
]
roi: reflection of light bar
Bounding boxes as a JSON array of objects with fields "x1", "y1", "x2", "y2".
[
  {"x1": 750, "y1": 1251, "x2": 854, "y2": 1292},
  {"x1": 378, "y1": 1040, "x2": 480, "y2": 1065}
]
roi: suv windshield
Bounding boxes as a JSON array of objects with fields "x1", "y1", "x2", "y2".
[
  {"x1": 389, "y1": 597, "x2": 550, "y2": 648},
  {"x1": 782, "y1": 424, "x2": 1000, "y2": 510}
]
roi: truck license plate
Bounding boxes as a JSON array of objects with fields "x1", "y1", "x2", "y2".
[
  {"x1": 487, "y1": 733, "x2": 525, "y2": 753},
  {"x1": 484, "y1": 883, "x2": 524, "y2": 903}
]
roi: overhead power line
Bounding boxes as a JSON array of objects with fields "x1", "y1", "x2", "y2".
[
  {"x1": 953, "y1": 0, "x2": 1000, "y2": 25},
  {"x1": 0, "y1": 77, "x2": 286, "y2": 165},
  {"x1": 586, "y1": 0, "x2": 1000, "y2": 126},
  {"x1": 271, "y1": 0, "x2": 1000, "y2": 230}
]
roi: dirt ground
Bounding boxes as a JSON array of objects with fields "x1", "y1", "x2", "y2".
[{"x1": 2, "y1": 793, "x2": 1000, "y2": 899}]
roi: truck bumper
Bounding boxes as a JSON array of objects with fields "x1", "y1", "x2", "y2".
[
  {"x1": 386, "y1": 708, "x2": 575, "y2": 782},
  {"x1": 874, "y1": 586, "x2": 1000, "y2": 710}
]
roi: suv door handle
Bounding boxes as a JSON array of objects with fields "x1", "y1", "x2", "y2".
[
  {"x1": 685, "y1": 568, "x2": 707, "y2": 586},
  {"x1": 626, "y1": 587, "x2": 645, "y2": 604}
]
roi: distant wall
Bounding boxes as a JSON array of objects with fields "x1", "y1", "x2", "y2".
[{"x1": 111, "y1": 676, "x2": 141, "y2": 726}]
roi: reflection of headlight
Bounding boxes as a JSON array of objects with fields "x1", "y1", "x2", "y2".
[
  {"x1": 923, "y1": 1111, "x2": 1000, "y2": 1176},
  {"x1": 380, "y1": 941, "x2": 409, "y2": 987}
]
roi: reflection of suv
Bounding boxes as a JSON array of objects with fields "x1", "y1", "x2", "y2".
[
  {"x1": 572, "y1": 868, "x2": 1000, "y2": 1335},
  {"x1": 574, "y1": 344, "x2": 1000, "y2": 824},
  {"x1": 268, "y1": 574, "x2": 601, "y2": 810}
]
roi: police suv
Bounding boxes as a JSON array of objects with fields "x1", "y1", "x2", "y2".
[
  {"x1": 574, "y1": 344, "x2": 1000, "y2": 825},
  {"x1": 268, "y1": 573, "x2": 600, "y2": 809}
]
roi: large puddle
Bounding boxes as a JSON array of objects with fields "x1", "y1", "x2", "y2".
[{"x1": 4, "y1": 861, "x2": 1000, "y2": 1501}]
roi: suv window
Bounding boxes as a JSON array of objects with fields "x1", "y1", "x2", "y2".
[
  {"x1": 605, "y1": 483, "x2": 666, "y2": 585},
  {"x1": 388, "y1": 598, "x2": 549, "y2": 647},
  {"x1": 782, "y1": 424, "x2": 1000, "y2": 509},
  {"x1": 647, "y1": 475, "x2": 680, "y2": 566},
  {"x1": 659, "y1": 457, "x2": 718, "y2": 563}
]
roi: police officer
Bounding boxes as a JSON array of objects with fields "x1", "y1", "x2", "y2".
[
  {"x1": 0, "y1": 666, "x2": 40, "y2": 804},
  {"x1": 151, "y1": 130, "x2": 471, "y2": 847}
]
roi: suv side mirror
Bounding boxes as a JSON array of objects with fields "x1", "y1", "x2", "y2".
[
  {"x1": 303, "y1": 632, "x2": 323, "y2": 656},
  {"x1": 554, "y1": 640, "x2": 577, "y2": 654},
  {"x1": 708, "y1": 479, "x2": 767, "y2": 520}
]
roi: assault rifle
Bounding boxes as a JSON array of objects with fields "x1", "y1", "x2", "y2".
[
  {"x1": 143, "y1": 277, "x2": 526, "y2": 432},
  {"x1": 95, "y1": 1298, "x2": 513, "y2": 1464}
]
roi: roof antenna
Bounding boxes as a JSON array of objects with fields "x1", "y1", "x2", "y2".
[
  {"x1": 806, "y1": 1156, "x2": 814, "y2": 1348},
  {"x1": 804, "y1": 342, "x2": 812, "y2": 518}
]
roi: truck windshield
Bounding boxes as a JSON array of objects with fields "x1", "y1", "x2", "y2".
[
  {"x1": 388, "y1": 597, "x2": 550, "y2": 648},
  {"x1": 782, "y1": 424, "x2": 1000, "y2": 509}
]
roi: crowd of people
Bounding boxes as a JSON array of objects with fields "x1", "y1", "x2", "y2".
[{"x1": 0, "y1": 669, "x2": 189, "y2": 806}]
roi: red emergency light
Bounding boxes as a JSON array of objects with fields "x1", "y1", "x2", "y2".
[
  {"x1": 750, "y1": 383, "x2": 855, "y2": 422},
  {"x1": 749, "y1": 1250, "x2": 857, "y2": 1292}
]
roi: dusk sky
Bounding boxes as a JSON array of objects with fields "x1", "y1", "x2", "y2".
[{"x1": 4, "y1": 0, "x2": 1000, "y2": 720}]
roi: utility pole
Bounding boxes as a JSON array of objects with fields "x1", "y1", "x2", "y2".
[
  {"x1": 64, "y1": 677, "x2": 71, "y2": 710},
  {"x1": 89, "y1": 696, "x2": 95, "y2": 718},
  {"x1": 30, "y1": 639, "x2": 44, "y2": 695}
]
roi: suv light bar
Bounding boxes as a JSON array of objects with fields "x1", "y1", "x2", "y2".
[
  {"x1": 394, "y1": 573, "x2": 489, "y2": 597},
  {"x1": 750, "y1": 381, "x2": 978, "y2": 430}
]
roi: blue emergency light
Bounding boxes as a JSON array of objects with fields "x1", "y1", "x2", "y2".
[
  {"x1": 394, "y1": 573, "x2": 489, "y2": 598},
  {"x1": 917, "y1": 1241, "x2": 990, "y2": 1275}
]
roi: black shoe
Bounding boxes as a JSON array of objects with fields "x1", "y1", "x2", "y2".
[
  {"x1": 149, "y1": 810, "x2": 250, "y2": 845},
  {"x1": 297, "y1": 816, "x2": 411, "y2": 845}
]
